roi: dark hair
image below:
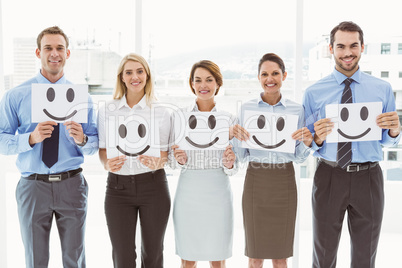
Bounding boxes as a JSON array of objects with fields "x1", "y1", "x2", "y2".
[
  {"x1": 189, "y1": 60, "x2": 223, "y2": 95},
  {"x1": 258, "y1": 53, "x2": 285, "y2": 74},
  {"x1": 36, "y1": 26, "x2": 69, "y2": 49},
  {"x1": 330, "y1": 21, "x2": 364, "y2": 47}
]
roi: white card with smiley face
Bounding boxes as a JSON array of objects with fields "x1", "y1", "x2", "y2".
[
  {"x1": 31, "y1": 84, "x2": 88, "y2": 123},
  {"x1": 241, "y1": 110, "x2": 298, "y2": 153},
  {"x1": 174, "y1": 111, "x2": 230, "y2": 150},
  {"x1": 106, "y1": 108, "x2": 160, "y2": 159},
  {"x1": 325, "y1": 102, "x2": 382, "y2": 143}
]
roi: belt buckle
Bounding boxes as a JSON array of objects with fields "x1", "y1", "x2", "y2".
[
  {"x1": 346, "y1": 164, "x2": 359, "y2": 172},
  {"x1": 49, "y1": 175, "x2": 62, "y2": 182}
]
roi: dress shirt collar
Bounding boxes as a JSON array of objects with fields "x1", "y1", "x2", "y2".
[
  {"x1": 36, "y1": 71, "x2": 67, "y2": 84},
  {"x1": 117, "y1": 94, "x2": 147, "y2": 111},
  {"x1": 257, "y1": 92, "x2": 287, "y2": 108},
  {"x1": 187, "y1": 99, "x2": 218, "y2": 112},
  {"x1": 333, "y1": 67, "x2": 362, "y2": 85}
]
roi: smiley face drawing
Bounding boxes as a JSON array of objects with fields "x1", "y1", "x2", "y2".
[
  {"x1": 174, "y1": 112, "x2": 230, "y2": 150},
  {"x1": 252, "y1": 114, "x2": 287, "y2": 149},
  {"x1": 31, "y1": 83, "x2": 88, "y2": 123},
  {"x1": 337, "y1": 106, "x2": 371, "y2": 139},
  {"x1": 43, "y1": 87, "x2": 77, "y2": 120},
  {"x1": 116, "y1": 122, "x2": 150, "y2": 157},
  {"x1": 242, "y1": 110, "x2": 298, "y2": 153},
  {"x1": 325, "y1": 102, "x2": 382, "y2": 143},
  {"x1": 185, "y1": 114, "x2": 220, "y2": 148}
]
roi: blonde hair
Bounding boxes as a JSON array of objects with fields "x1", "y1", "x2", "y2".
[{"x1": 113, "y1": 53, "x2": 155, "y2": 106}]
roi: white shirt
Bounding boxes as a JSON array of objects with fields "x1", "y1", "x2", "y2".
[{"x1": 98, "y1": 95, "x2": 171, "y2": 175}]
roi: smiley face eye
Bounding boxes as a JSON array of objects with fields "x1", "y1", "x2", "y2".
[
  {"x1": 208, "y1": 115, "x2": 216, "y2": 129},
  {"x1": 360, "y1": 106, "x2": 369, "y2": 121},
  {"x1": 341, "y1": 107, "x2": 349, "y2": 122},
  {"x1": 276, "y1": 117, "x2": 285, "y2": 131},
  {"x1": 257, "y1": 115, "x2": 265, "y2": 129},
  {"x1": 118, "y1": 124, "x2": 127, "y2": 139},
  {"x1": 189, "y1": 115, "x2": 197, "y2": 129},
  {"x1": 66, "y1": 88, "x2": 75, "y2": 102},
  {"x1": 138, "y1": 123, "x2": 146, "y2": 138},
  {"x1": 47, "y1": 87, "x2": 55, "y2": 102}
]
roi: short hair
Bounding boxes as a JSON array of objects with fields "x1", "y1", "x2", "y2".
[
  {"x1": 330, "y1": 21, "x2": 364, "y2": 47},
  {"x1": 189, "y1": 60, "x2": 223, "y2": 95},
  {"x1": 113, "y1": 53, "x2": 155, "y2": 106},
  {"x1": 36, "y1": 26, "x2": 69, "y2": 49},
  {"x1": 258, "y1": 53, "x2": 285, "y2": 74}
]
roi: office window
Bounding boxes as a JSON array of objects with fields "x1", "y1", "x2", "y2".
[
  {"x1": 399, "y1": 71, "x2": 402, "y2": 78},
  {"x1": 398, "y1": 43, "x2": 402, "y2": 54},
  {"x1": 364, "y1": 71, "x2": 372, "y2": 75},
  {"x1": 381, "y1": 71, "x2": 389, "y2": 78},
  {"x1": 381, "y1": 43, "x2": 391, "y2": 54}
]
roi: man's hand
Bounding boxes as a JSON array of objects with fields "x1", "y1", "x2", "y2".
[
  {"x1": 313, "y1": 118, "x2": 334, "y2": 146},
  {"x1": 64, "y1": 121, "x2": 85, "y2": 144},
  {"x1": 377, "y1": 111, "x2": 401, "y2": 138},
  {"x1": 29, "y1": 121, "x2": 57, "y2": 146}
]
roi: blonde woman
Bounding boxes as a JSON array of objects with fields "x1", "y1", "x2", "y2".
[{"x1": 98, "y1": 53, "x2": 171, "y2": 267}]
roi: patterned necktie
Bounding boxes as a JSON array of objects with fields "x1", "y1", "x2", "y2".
[
  {"x1": 42, "y1": 123, "x2": 59, "y2": 168},
  {"x1": 337, "y1": 78, "x2": 353, "y2": 168}
]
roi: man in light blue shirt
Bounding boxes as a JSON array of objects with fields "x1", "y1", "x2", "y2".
[
  {"x1": 303, "y1": 21, "x2": 400, "y2": 268},
  {"x1": 0, "y1": 26, "x2": 98, "y2": 268}
]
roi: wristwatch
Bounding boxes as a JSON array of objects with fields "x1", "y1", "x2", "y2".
[{"x1": 76, "y1": 134, "x2": 88, "y2": 146}]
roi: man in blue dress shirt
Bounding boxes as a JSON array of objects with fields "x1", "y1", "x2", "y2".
[
  {"x1": 0, "y1": 26, "x2": 98, "y2": 268},
  {"x1": 303, "y1": 21, "x2": 401, "y2": 268}
]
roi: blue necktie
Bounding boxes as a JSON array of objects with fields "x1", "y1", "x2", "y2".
[
  {"x1": 42, "y1": 123, "x2": 59, "y2": 168},
  {"x1": 337, "y1": 78, "x2": 353, "y2": 168}
]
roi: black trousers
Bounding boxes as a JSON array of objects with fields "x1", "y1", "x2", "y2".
[
  {"x1": 312, "y1": 161, "x2": 384, "y2": 268},
  {"x1": 105, "y1": 169, "x2": 171, "y2": 268}
]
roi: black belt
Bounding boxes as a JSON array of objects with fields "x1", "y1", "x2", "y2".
[
  {"x1": 319, "y1": 159, "x2": 378, "y2": 172},
  {"x1": 24, "y1": 168, "x2": 82, "y2": 182}
]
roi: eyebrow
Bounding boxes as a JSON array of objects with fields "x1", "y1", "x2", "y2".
[
  {"x1": 195, "y1": 76, "x2": 213, "y2": 79},
  {"x1": 337, "y1": 42, "x2": 359, "y2": 46}
]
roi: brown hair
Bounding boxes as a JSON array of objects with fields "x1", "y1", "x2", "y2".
[
  {"x1": 258, "y1": 53, "x2": 285, "y2": 74},
  {"x1": 36, "y1": 26, "x2": 69, "y2": 49},
  {"x1": 113, "y1": 53, "x2": 155, "y2": 106},
  {"x1": 189, "y1": 60, "x2": 223, "y2": 95},
  {"x1": 330, "y1": 21, "x2": 364, "y2": 47}
]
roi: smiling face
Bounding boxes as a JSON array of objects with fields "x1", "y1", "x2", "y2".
[
  {"x1": 337, "y1": 105, "x2": 371, "y2": 140},
  {"x1": 31, "y1": 83, "x2": 88, "y2": 123},
  {"x1": 185, "y1": 114, "x2": 220, "y2": 148},
  {"x1": 43, "y1": 86, "x2": 77, "y2": 120},
  {"x1": 258, "y1": 61, "x2": 287, "y2": 104},
  {"x1": 241, "y1": 110, "x2": 298, "y2": 153},
  {"x1": 36, "y1": 34, "x2": 70, "y2": 83},
  {"x1": 251, "y1": 114, "x2": 286, "y2": 149},
  {"x1": 192, "y1": 68, "x2": 218, "y2": 104},
  {"x1": 330, "y1": 30, "x2": 364, "y2": 77},
  {"x1": 174, "y1": 112, "x2": 229, "y2": 150},
  {"x1": 121, "y1": 60, "x2": 147, "y2": 97},
  {"x1": 116, "y1": 121, "x2": 150, "y2": 157}
]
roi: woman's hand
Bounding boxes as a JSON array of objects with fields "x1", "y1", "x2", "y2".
[
  {"x1": 172, "y1": 145, "x2": 188, "y2": 165},
  {"x1": 104, "y1": 155, "x2": 127, "y2": 173},
  {"x1": 229, "y1": 124, "x2": 250, "y2": 141},
  {"x1": 222, "y1": 144, "x2": 236, "y2": 169},
  {"x1": 292, "y1": 127, "x2": 313, "y2": 147},
  {"x1": 138, "y1": 152, "x2": 168, "y2": 170}
]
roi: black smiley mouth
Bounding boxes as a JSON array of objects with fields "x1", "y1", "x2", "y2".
[
  {"x1": 116, "y1": 145, "x2": 150, "y2": 157},
  {"x1": 337, "y1": 128, "x2": 371, "y2": 140},
  {"x1": 43, "y1": 109, "x2": 77, "y2": 121},
  {"x1": 185, "y1": 136, "x2": 219, "y2": 149},
  {"x1": 252, "y1": 135, "x2": 286, "y2": 149}
]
